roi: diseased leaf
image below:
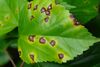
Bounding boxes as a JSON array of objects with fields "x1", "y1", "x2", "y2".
[
  {"x1": 57, "y1": 0, "x2": 99, "y2": 24},
  {"x1": 18, "y1": 0, "x2": 100, "y2": 64}
]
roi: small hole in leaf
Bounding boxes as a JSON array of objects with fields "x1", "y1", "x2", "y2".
[
  {"x1": 33, "y1": 5, "x2": 38, "y2": 10},
  {"x1": 28, "y1": 35, "x2": 35, "y2": 42},
  {"x1": 58, "y1": 53, "x2": 64, "y2": 59},
  {"x1": 30, "y1": 54, "x2": 34, "y2": 61},
  {"x1": 47, "y1": 4, "x2": 52, "y2": 10},
  {"x1": 39, "y1": 37, "x2": 46, "y2": 44},
  {"x1": 50, "y1": 40, "x2": 56, "y2": 47}
]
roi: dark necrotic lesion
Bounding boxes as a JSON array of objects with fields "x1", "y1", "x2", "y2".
[
  {"x1": 30, "y1": 54, "x2": 34, "y2": 61},
  {"x1": 45, "y1": 10, "x2": 50, "y2": 16},
  {"x1": 50, "y1": 40, "x2": 56, "y2": 47},
  {"x1": 30, "y1": 15, "x2": 35, "y2": 21},
  {"x1": 41, "y1": 7, "x2": 46, "y2": 13},
  {"x1": 33, "y1": 5, "x2": 38, "y2": 10},
  {"x1": 70, "y1": 14, "x2": 80, "y2": 25},
  {"x1": 44, "y1": 17, "x2": 49, "y2": 22},
  {"x1": 28, "y1": 35, "x2": 35, "y2": 42},
  {"x1": 58, "y1": 53, "x2": 64, "y2": 59},
  {"x1": 28, "y1": 2, "x2": 32, "y2": 9},
  {"x1": 39, "y1": 37, "x2": 46, "y2": 44},
  {"x1": 47, "y1": 4, "x2": 52, "y2": 10}
]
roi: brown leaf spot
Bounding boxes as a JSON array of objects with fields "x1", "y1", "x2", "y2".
[
  {"x1": 50, "y1": 40, "x2": 56, "y2": 47},
  {"x1": 30, "y1": 54, "x2": 34, "y2": 61},
  {"x1": 39, "y1": 37, "x2": 46, "y2": 44},
  {"x1": 47, "y1": 4, "x2": 52, "y2": 10},
  {"x1": 4, "y1": 15, "x2": 10, "y2": 21},
  {"x1": 28, "y1": 35, "x2": 35, "y2": 42},
  {"x1": 58, "y1": 53, "x2": 64, "y2": 59},
  {"x1": 70, "y1": 14, "x2": 80, "y2": 25},
  {"x1": 45, "y1": 10, "x2": 50, "y2": 16},
  {"x1": 33, "y1": 5, "x2": 38, "y2": 10},
  {"x1": 44, "y1": 17, "x2": 49, "y2": 22},
  {"x1": 73, "y1": 19, "x2": 80, "y2": 25},
  {"x1": 30, "y1": 15, "x2": 34, "y2": 21},
  {"x1": 41, "y1": 7, "x2": 46, "y2": 13},
  {"x1": 28, "y1": 2, "x2": 32, "y2": 9}
]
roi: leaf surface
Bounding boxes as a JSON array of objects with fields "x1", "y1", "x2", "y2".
[{"x1": 18, "y1": 0, "x2": 99, "y2": 63}]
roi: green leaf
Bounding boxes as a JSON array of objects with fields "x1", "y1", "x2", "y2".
[
  {"x1": 18, "y1": 0, "x2": 99, "y2": 64},
  {"x1": 93, "y1": 63, "x2": 100, "y2": 67},
  {"x1": 5, "y1": 27, "x2": 18, "y2": 48},
  {"x1": 0, "y1": 52, "x2": 9, "y2": 66},
  {"x1": 86, "y1": 15, "x2": 100, "y2": 37},
  {"x1": 40, "y1": 62, "x2": 69, "y2": 67},
  {"x1": 0, "y1": 37, "x2": 8, "y2": 52},
  {"x1": 57, "y1": 0, "x2": 99, "y2": 24},
  {"x1": 0, "y1": 0, "x2": 24, "y2": 36},
  {"x1": 0, "y1": 27, "x2": 18, "y2": 52},
  {"x1": 55, "y1": 0, "x2": 76, "y2": 10}
]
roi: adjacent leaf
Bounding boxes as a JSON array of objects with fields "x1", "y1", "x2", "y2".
[
  {"x1": 5, "y1": 27, "x2": 18, "y2": 48},
  {"x1": 0, "y1": 37, "x2": 8, "y2": 52},
  {"x1": 18, "y1": 0, "x2": 99, "y2": 64},
  {"x1": 0, "y1": 52, "x2": 9, "y2": 66},
  {"x1": 0, "y1": 0, "x2": 24, "y2": 36},
  {"x1": 93, "y1": 63, "x2": 100, "y2": 67},
  {"x1": 69, "y1": 43, "x2": 100, "y2": 67},
  {"x1": 55, "y1": 0, "x2": 76, "y2": 10},
  {"x1": 86, "y1": 15, "x2": 100, "y2": 37},
  {"x1": 57, "y1": 0, "x2": 99, "y2": 24},
  {"x1": 0, "y1": 28, "x2": 18, "y2": 52},
  {"x1": 40, "y1": 62, "x2": 69, "y2": 67}
]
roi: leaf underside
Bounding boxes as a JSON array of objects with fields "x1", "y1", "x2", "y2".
[{"x1": 18, "y1": 0, "x2": 99, "y2": 64}]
